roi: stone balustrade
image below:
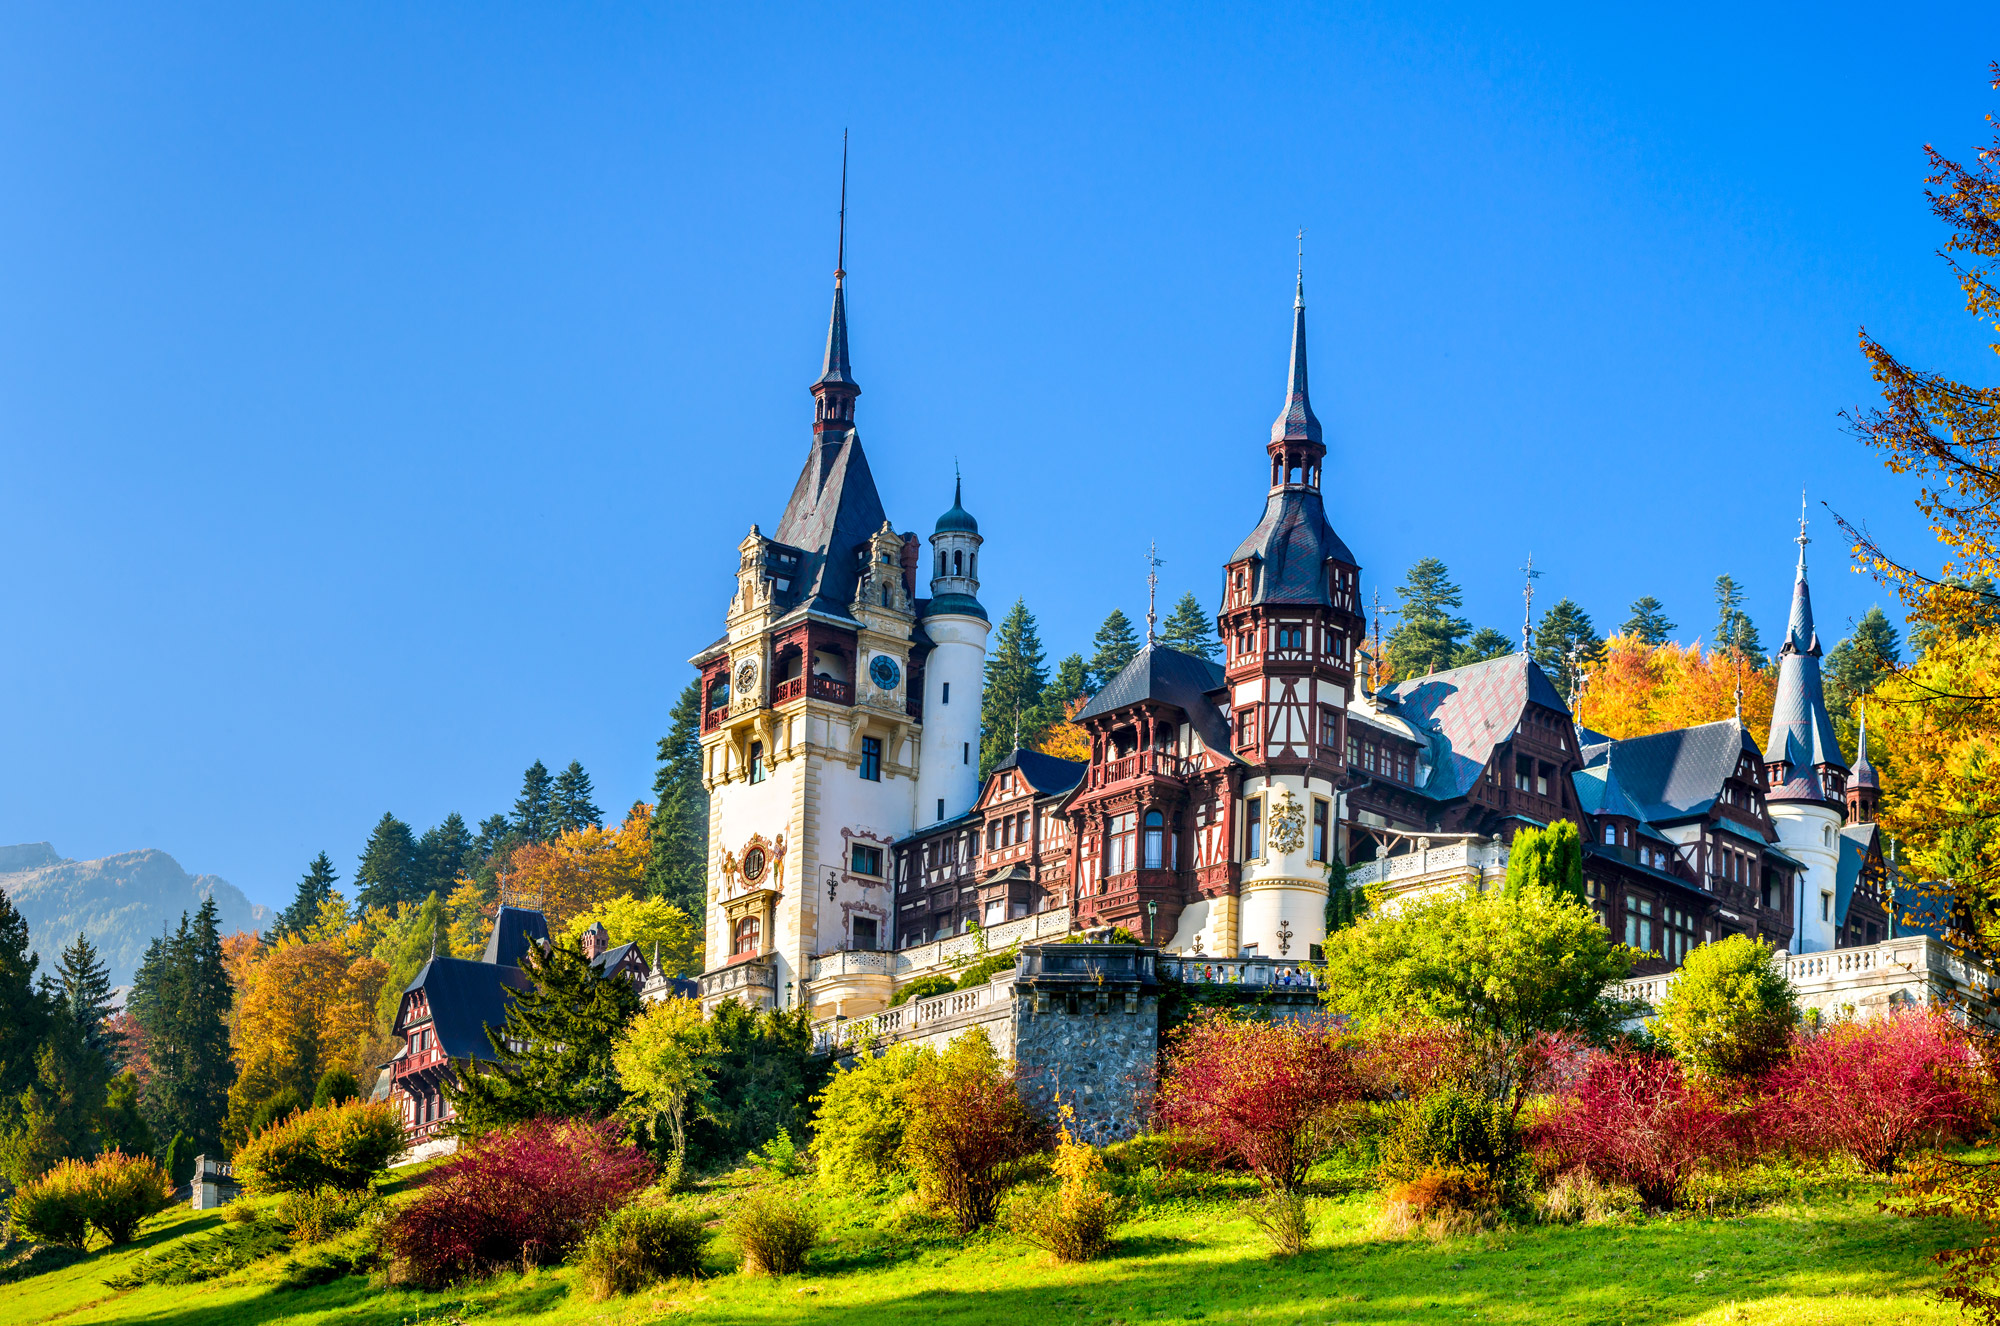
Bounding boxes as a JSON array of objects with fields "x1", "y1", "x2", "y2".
[
  {"x1": 1157, "y1": 955, "x2": 1320, "y2": 989},
  {"x1": 818, "y1": 907, "x2": 1073, "y2": 984},
  {"x1": 1345, "y1": 837, "x2": 1506, "y2": 897},
  {"x1": 812, "y1": 971, "x2": 1016, "y2": 1055},
  {"x1": 1609, "y1": 935, "x2": 1996, "y2": 1023}
]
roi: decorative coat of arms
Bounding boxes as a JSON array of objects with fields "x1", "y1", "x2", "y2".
[{"x1": 1268, "y1": 789, "x2": 1307, "y2": 857}]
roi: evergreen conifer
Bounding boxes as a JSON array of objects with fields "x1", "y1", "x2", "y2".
[
  {"x1": 0, "y1": 889, "x2": 46, "y2": 1106},
  {"x1": 512, "y1": 761, "x2": 559, "y2": 843},
  {"x1": 981, "y1": 598, "x2": 1052, "y2": 776},
  {"x1": 128, "y1": 900, "x2": 234, "y2": 1154},
  {"x1": 1826, "y1": 605, "x2": 1904, "y2": 753},
  {"x1": 354, "y1": 813, "x2": 420, "y2": 912},
  {"x1": 269, "y1": 852, "x2": 340, "y2": 942},
  {"x1": 1622, "y1": 596, "x2": 1676, "y2": 646},
  {"x1": 1044, "y1": 653, "x2": 1092, "y2": 712},
  {"x1": 553, "y1": 761, "x2": 604, "y2": 834},
  {"x1": 1713, "y1": 575, "x2": 1764, "y2": 658},
  {"x1": 1088, "y1": 609, "x2": 1140, "y2": 689},
  {"x1": 416, "y1": 813, "x2": 475, "y2": 897},
  {"x1": 1158, "y1": 592, "x2": 1218, "y2": 660},
  {"x1": 52, "y1": 933, "x2": 114, "y2": 1065},
  {"x1": 1454, "y1": 627, "x2": 1514, "y2": 667},
  {"x1": 444, "y1": 937, "x2": 642, "y2": 1133},
  {"x1": 1533, "y1": 599, "x2": 1604, "y2": 700},
  {"x1": 1385, "y1": 558, "x2": 1472, "y2": 677},
  {"x1": 648, "y1": 680, "x2": 711, "y2": 922}
]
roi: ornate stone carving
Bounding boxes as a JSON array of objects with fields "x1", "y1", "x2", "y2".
[{"x1": 1269, "y1": 788, "x2": 1307, "y2": 856}]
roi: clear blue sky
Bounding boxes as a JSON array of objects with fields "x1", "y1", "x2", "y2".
[{"x1": 2, "y1": 4, "x2": 1993, "y2": 910}]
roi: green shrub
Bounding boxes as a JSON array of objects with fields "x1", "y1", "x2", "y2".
[
  {"x1": 312, "y1": 1068, "x2": 363, "y2": 1108},
  {"x1": 1247, "y1": 1191, "x2": 1313, "y2": 1257},
  {"x1": 235, "y1": 1099, "x2": 403, "y2": 1194},
  {"x1": 750, "y1": 1129, "x2": 804, "y2": 1177},
  {"x1": 954, "y1": 947, "x2": 1019, "y2": 990},
  {"x1": 272, "y1": 1186, "x2": 376, "y2": 1244},
  {"x1": 811, "y1": 1044, "x2": 922, "y2": 1193},
  {"x1": 578, "y1": 1203, "x2": 708, "y2": 1297},
  {"x1": 104, "y1": 1219, "x2": 289, "y2": 1287},
  {"x1": 9, "y1": 1160, "x2": 91, "y2": 1247},
  {"x1": 1382, "y1": 1088, "x2": 1518, "y2": 1181},
  {"x1": 249, "y1": 1089, "x2": 306, "y2": 1139},
  {"x1": 1652, "y1": 934, "x2": 1798, "y2": 1079},
  {"x1": 727, "y1": 1189, "x2": 819, "y2": 1276},
  {"x1": 890, "y1": 975, "x2": 957, "y2": 1007},
  {"x1": 159, "y1": 1132, "x2": 193, "y2": 1191},
  {"x1": 82, "y1": 1150, "x2": 177, "y2": 1244}
]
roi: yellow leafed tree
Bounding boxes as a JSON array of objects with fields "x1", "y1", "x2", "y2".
[
  {"x1": 501, "y1": 802, "x2": 653, "y2": 930},
  {"x1": 1576, "y1": 635, "x2": 1775, "y2": 742},
  {"x1": 1035, "y1": 697, "x2": 1092, "y2": 764},
  {"x1": 566, "y1": 894, "x2": 704, "y2": 979},
  {"x1": 224, "y1": 937, "x2": 389, "y2": 1146}
]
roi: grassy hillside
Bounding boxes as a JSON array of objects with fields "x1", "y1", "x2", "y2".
[{"x1": 0, "y1": 1163, "x2": 1980, "y2": 1326}]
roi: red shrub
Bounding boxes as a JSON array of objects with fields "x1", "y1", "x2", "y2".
[
  {"x1": 1529, "y1": 1052, "x2": 1738, "y2": 1210},
  {"x1": 1154, "y1": 1012, "x2": 1362, "y2": 1192},
  {"x1": 385, "y1": 1117, "x2": 654, "y2": 1285},
  {"x1": 1762, "y1": 1008, "x2": 1988, "y2": 1174}
]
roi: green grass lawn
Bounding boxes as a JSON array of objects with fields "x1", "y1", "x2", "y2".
[{"x1": 1, "y1": 1170, "x2": 1984, "y2": 1326}]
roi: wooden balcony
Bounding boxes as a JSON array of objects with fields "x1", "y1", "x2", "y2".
[
  {"x1": 701, "y1": 705, "x2": 726, "y2": 733},
  {"x1": 808, "y1": 675, "x2": 854, "y2": 705},
  {"x1": 772, "y1": 676, "x2": 804, "y2": 705},
  {"x1": 1086, "y1": 751, "x2": 1198, "y2": 791}
]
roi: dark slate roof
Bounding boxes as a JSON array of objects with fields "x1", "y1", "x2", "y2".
[
  {"x1": 989, "y1": 748, "x2": 1087, "y2": 795},
  {"x1": 1835, "y1": 823, "x2": 1881, "y2": 928},
  {"x1": 398, "y1": 957, "x2": 533, "y2": 1062},
  {"x1": 483, "y1": 906, "x2": 550, "y2": 968},
  {"x1": 771, "y1": 430, "x2": 890, "y2": 620},
  {"x1": 1379, "y1": 654, "x2": 1567, "y2": 802},
  {"x1": 1573, "y1": 762, "x2": 1643, "y2": 820},
  {"x1": 590, "y1": 941, "x2": 642, "y2": 977},
  {"x1": 1227, "y1": 488, "x2": 1356, "y2": 603},
  {"x1": 813, "y1": 282, "x2": 856, "y2": 389},
  {"x1": 1577, "y1": 719, "x2": 1763, "y2": 824},
  {"x1": 1766, "y1": 547, "x2": 1845, "y2": 792},
  {"x1": 1073, "y1": 644, "x2": 1234, "y2": 755},
  {"x1": 922, "y1": 592, "x2": 988, "y2": 623},
  {"x1": 1851, "y1": 705, "x2": 1880, "y2": 789},
  {"x1": 934, "y1": 475, "x2": 978, "y2": 534},
  {"x1": 1270, "y1": 276, "x2": 1322, "y2": 446}
]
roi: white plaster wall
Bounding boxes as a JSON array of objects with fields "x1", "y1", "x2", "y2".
[
  {"x1": 1236, "y1": 773, "x2": 1332, "y2": 957},
  {"x1": 1771, "y1": 802, "x2": 1845, "y2": 953},
  {"x1": 916, "y1": 613, "x2": 988, "y2": 828},
  {"x1": 705, "y1": 755, "x2": 801, "y2": 988},
  {"x1": 807, "y1": 753, "x2": 915, "y2": 957},
  {"x1": 1238, "y1": 883, "x2": 1327, "y2": 960},
  {"x1": 1165, "y1": 896, "x2": 1216, "y2": 954}
]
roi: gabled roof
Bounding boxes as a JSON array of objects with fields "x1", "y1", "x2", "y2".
[
  {"x1": 1226, "y1": 488, "x2": 1356, "y2": 603},
  {"x1": 988, "y1": 748, "x2": 1087, "y2": 796},
  {"x1": 1834, "y1": 823, "x2": 1884, "y2": 928},
  {"x1": 483, "y1": 906, "x2": 550, "y2": 968},
  {"x1": 397, "y1": 957, "x2": 533, "y2": 1061},
  {"x1": 590, "y1": 941, "x2": 643, "y2": 978},
  {"x1": 771, "y1": 430, "x2": 890, "y2": 621},
  {"x1": 1073, "y1": 644, "x2": 1233, "y2": 755},
  {"x1": 1577, "y1": 719, "x2": 1763, "y2": 824},
  {"x1": 1379, "y1": 654, "x2": 1567, "y2": 802}
]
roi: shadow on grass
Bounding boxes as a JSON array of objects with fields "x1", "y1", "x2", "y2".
[{"x1": 61, "y1": 1202, "x2": 1984, "y2": 1326}]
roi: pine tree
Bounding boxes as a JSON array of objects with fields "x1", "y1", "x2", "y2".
[
  {"x1": 1713, "y1": 575, "x2": 1763, "y2": 658},
  {"x1": 0, "y1": 889, "x2": 46, "y2": 1108},
  {"x1": 416, "y1": 813, "x2": 475, "y2": 897},
  {"x1": 1088, "y1": 609, "x2": 1140, "y2": 689},
  {"x1": 1533, "y1": 598, "x2": 1604, "y2": 701},
  {"x1": 1826, "y1": 605, "x2": 1905, "y2": 753},
  {"x1": 648, "y1": 679, "x2": 711, "y2": 923},
  {"x1": 1622, "y1": 596, "x2": 1676, "y2": 646},
  {"x1": 1158, "y1": 592, "x2": 1219, "y2": 660},
  {"x1": 512, "y1": 761, "x2": 558, "y2": 844},
  {"x1": 443, "y1": 937, "x2": 642, "y2": 1133},
  {"x1": 52, "y1": 933, "x2": 114, "y2": 1066},
  {"x1": 129, "y1": 900, "x2": 234, "y2": 1154},
  {"x1": 269, "y1": 852, "x2": 340, "y2": 943},
  {"x1": 1385, "y1": 558, "x2": 1472, "y2": 677},
  {"x1": 1044, "y1": 653, "x2": 1092, "y2": 711},
  {"x1": 98, "y1": 1070, "x2": 155, "y2": 1159},
  {"x1": 552, "y1": 761, "x2": 603, "y2": 835},
  {"x1": 981, "y1": 598, "x2": 1052, "y2": 777},
  {"x1": 354, "y1": 813, "x2": 420, "y2": 913},
  {"x1": 1454, "y1": 628, "x2": 1514, "y2": 667}
]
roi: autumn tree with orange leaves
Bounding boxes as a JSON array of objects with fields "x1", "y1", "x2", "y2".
[
  {"x1": 499, "y1": 802, "x2": 654, "y2": 930},
  {"x1": 1574, "y1": 636, "x2": 1776, "y2": 742},
  {"x1": 224, "y1": 937, "x2": 387, "y2": 1146}
]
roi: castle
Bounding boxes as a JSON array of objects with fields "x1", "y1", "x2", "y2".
[{"x1": 692, "y1": 245, "x2": 1903, "y2": 1020}]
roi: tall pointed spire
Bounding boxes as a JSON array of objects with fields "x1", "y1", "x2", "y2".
[
  {"x1": 811, "y1": 132, "x2": 859, "y2": 437},
  {"x1": 1270, "y1": 229, "x2": 1323, "y2": 447},
  {"x1": 1767, "y1": 494, "x2": 1846, "y2": 799}
]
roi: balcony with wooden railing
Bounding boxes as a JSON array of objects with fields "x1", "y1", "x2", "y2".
[
  {"x1": 1086, "y1": 751, "x2": 1199, "y2": 791},
  {"x1": 808, "y1": 675, "x2": 854, "y2": 705},
  {"x1": 771, "y1": 676, "x2": 804, "y2": 705}
]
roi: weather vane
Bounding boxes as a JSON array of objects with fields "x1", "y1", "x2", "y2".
[{"x1": 1145, "y1": 542, "x2": 1164, "y2": 645}]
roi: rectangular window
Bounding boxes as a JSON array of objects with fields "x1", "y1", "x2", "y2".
[
  {"x1": 1347, "y1": 735, "x2": 1360, "y2": 766},
  {"x1": 1322, "y1": 708, "x2": 1339, "y2": 749},
  {"x1": 963, "y1": 742, "x2": 969, "y2": 765},
  {"x1": 1537, "y1": 764, "x2": 1550, "y2": 797},
  {"x1": 1515, "y1": 754, "x2": 1533, "y2": 791},
  {"x1": 1107, "y1": 812, "x2": 1135, "y2": 875},
  {"x1": 860, "y1": 736, "x2": 882, "y2": 781},
  {"x1": 937, "y1": 798, "x2": 945, "y2": 821},
  {"x1": 985, "y1": 899, "x2": 1003, "y2": 925},
  {"x1": 1236, "y1": 708, "x2": 1256, "y2": 747},
  {"x1": 942, "y1": 682, "x2": 950, "y2": 704},
  {"x1": 852, "y1": 844, "x2": 883, "y2": 876},
  {"x1": 1363, "y1": 743, "x2": 1378, "y2": 774},
  {"x1": 1822, "y1": 891, "x2": 1833, "y2": 922},
  {"x1": 749, "y1": 742, "x2": 766, "y2": 783},
  {"x1": 1311, "y1": 799, "x2": 1329, "y2": 862},
  {"x1": 1246, "y1": 797, "x2": 1263, "y2": 859},
  {"x1": 851, "y1": 917, "x2": 878, "y2": 950},
  {"x1": 1394, "y1": 753, "x2": 1412, "y2": 784}
]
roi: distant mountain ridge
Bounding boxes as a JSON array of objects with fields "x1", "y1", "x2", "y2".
[{"x1": 0, "y1": 843, "x2": 271, "y2": 986}]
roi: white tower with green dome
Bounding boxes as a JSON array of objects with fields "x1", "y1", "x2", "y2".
[{"x1": 916, "y1": 477, "x2": 989, "y2": 828}]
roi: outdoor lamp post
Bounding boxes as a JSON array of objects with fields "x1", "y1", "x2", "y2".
[{"x1": 1146, "y1": 899, "x2": 1157, "y2": 945}]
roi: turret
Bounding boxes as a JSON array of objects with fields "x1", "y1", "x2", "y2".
[
  {"x1": 916, "y1": 478, "x2": 989, "y2": 829},
  {"x1": 1847, "y1": 701, "x2": 1880, "y2": 825}
]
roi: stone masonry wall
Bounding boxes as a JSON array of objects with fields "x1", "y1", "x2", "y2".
[{"x1": 1012, "y1": 989, "x2": 1158, "y2": 1146}]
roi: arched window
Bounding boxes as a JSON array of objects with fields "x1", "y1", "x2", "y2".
[
  {"x1": 1143, "y1": 810, "x2": 1165, "y2": 870},
  {"x1": 1604, "y1": 824, "x2": 1617, "y2": 846},
  {"x1": 970, "y1": 553, "x2": 976, "y2": 578},
  {"x1": 954, "y1": 550, "x2": 964, "y2": 576},
  {"x1": 936, "y1": 553, "x2": 945, "y2": 577},
  {"x1": 731, "y1": 916, "x2": 761, "y2": 956}
]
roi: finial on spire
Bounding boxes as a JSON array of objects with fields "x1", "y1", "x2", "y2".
[
  {"x1": 1295, "y1": 227, "x2": 1305, "y2": 307},
  {"x1": 1520, "y1": 553, "x2": 1543, "y2": 651},
  {"x1": 1858, "y1": 698, "x2": 1868, "y2": 761},
  {"x1": 1271, "y1": 239, "x2": 1322, "y2": 447},
  {"x1": 835, "y1": 129, "x2": 848, "y2": 288},
  {"x1": 1145, "y1": 542, "x2": 1163, "y2": 646},
  {"x1": 1795, "y1": 485, "x2": 1811, "y2": 573}
]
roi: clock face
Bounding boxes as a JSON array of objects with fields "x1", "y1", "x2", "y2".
[
  {"x1": 870, "y1": 655, "x2": 901, "y2": 690},
  {"x1": 734, "y1": 658, "x2": 757, "y2": 695}
]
